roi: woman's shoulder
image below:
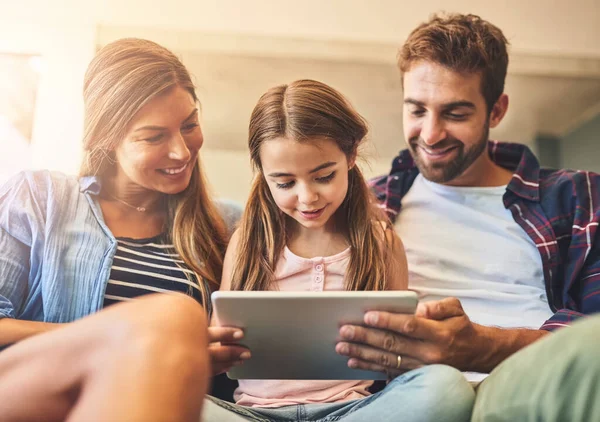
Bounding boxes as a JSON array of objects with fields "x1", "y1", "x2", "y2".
[
  {"x1": 0, "y1": 170, "x2": 80, "y2": 203},
  {"x1": 214, "y1": 198, "x2": 244, "y2": 235}
]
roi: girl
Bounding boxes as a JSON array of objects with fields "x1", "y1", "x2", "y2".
[{"x1": 205, "y1": 80, "x2": 474, "y2": 422}]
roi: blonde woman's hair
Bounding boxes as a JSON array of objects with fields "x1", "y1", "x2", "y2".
[
  {"x1": 80, "y1": 38, "x2": 227, "y2": 306},
  {"x1": 231, "y1": 79, "x2": 392, "y2": 292}
]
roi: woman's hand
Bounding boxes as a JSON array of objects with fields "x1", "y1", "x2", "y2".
[{"x1": 208, "y1": 326, "x2": 251, "y2": 376}]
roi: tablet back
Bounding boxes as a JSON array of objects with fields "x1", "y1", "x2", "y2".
[{"x1": 212, "y1": 291, "x2": 418, "y2": 380}]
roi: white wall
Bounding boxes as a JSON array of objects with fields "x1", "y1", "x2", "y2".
[
  {"x1": 561, "y1": 114, "x2": 600, "y2": 173},
  {"x1": 99, "y1": 0, "x2": 600, "y2": 57},
  {"x1": 1, "y1": 1, "x2": 98, "y2": 175},
  {"x1": 2, "y1": 0, "x2": 599, "y2": 193}
]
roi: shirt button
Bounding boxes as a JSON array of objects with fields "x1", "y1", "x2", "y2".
[
  {"x1": 315, "y1": 264, "x2": 324, "y2": 272},
  {"x1": 315, "y1": 275, "x2": 323, "y2": 283}
]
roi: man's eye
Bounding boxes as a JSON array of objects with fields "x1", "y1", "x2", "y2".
[{"x1": 447, "y1": 113, "x2": 468, "y2": 120}]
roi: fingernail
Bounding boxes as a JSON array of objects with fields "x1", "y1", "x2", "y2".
[
  {"x1": 348, "y1": 359, "x2": 358, "y2": 369},
  {"x1": 365, "y1": 312, "x2": 379, "y2": 325},
  {"x1": 337, "y1": 343, "x2": 349, "y2": 355},
  {"x1": 233, "y1": 330, "x2": 244, "y2": 339},
  {"x1": 341, "y1": 325, "x2": 354, "y2": 339},
  {"x1": 240, "y1": 351, "x2": 251, "y2": 359}
]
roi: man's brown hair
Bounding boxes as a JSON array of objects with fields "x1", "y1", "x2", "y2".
[{"x1": 398, "y1": 13, "x2": 509, "y2": 112}]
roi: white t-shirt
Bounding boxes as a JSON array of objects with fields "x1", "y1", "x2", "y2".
[{"x1": 395, "y1": 174, "x2": 553, "y2": 330}]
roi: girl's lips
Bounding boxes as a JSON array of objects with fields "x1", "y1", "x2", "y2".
[{"x1": 298, "y1": 207, "x2": 326, "y2": 220}]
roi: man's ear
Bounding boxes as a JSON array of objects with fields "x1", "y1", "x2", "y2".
[{"x1": 489, "y1": 94, "x2": 509, "y2": 129}]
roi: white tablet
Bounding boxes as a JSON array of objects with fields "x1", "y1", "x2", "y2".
[{"x1": 211, "y1": 290, "x2": 418, "y2": 380}]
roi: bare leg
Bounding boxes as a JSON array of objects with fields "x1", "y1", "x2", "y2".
[{"x1": 0, "y1": 293, "x2": 209, "y2": 422}]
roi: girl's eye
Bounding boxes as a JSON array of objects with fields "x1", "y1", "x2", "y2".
[
  {"x1": 181, "y1": 123, "x2": 199, "y2": 132},
  {"x1": 276, "y1": 181, "x2": 295, "y2": 189},
  {"x1": 316, "y1": 171, "x2": 336, "y2": 183}
]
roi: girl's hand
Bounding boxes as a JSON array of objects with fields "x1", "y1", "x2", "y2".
[{"x1": 208, "y1": 326, "x2": 251, "y2": 376}]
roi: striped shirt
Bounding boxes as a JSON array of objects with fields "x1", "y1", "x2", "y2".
[
  {"x1": 103, "y1": 235, "x2": 210, "y2": 314},
  {"x1": 369, "y1": 141, "x2": 600, "y2": 331}
]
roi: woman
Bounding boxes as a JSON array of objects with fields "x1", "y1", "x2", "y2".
[{"x1": 0, "y1": 38, "x2": 249, "y2": 420}]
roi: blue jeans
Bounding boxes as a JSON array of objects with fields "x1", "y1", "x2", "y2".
[{"x1": 203, "y1": 365, "x2": 475, "y2": 421}]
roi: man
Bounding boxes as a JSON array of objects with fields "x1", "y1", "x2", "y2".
[{"x1": 335, "y1": 13, "x2": 600, "y2": 421}]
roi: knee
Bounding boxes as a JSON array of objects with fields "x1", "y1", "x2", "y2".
[
  {"x1": 105, "y1": 293, "x2": 209, "y2": 370},
  {"x1": 402, "y1": 365, "x2": 475, "y2": 421}
]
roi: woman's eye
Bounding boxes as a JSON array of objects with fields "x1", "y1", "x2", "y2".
[
  {"x1": 316, "y1": 172, "x2": 336, "y2": 183},
  {"x1": 276, "y1": 181, "x2": 295, "y2": 189},
  {"x1": 143, "y1": 134, "x2": 164, "y2": 143}
]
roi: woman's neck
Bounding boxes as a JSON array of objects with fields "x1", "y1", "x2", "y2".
[{"x1": 102, "y1": 176, "x2": 166, "y2": 214}]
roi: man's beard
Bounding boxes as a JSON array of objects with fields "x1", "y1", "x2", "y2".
[{"x1": 408, "y1": 122, "x2": 489, "y2": 184}]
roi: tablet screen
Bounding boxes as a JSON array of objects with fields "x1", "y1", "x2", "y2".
[{"x1": 212, "y1": 291, "x2": 418, "y2": 380}]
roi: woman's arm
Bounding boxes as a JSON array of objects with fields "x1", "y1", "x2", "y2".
[
  {"x1": 0, "y1": 172, "x2": 49, "y2": 346},
  {"x1": 0, "y1": 319, "x2": 61, "y2": 347}
]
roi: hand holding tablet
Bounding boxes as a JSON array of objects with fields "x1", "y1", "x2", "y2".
[{"x1": 211, "y1": 290, "x2": 418, "y2": 380}]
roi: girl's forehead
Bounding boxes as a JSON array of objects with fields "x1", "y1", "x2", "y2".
[{"x1": 260, "y1": 137, "x2": 346, "y2": 170}]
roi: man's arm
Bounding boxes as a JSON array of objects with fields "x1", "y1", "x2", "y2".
[{"x1": 335, "y1": 297, "x2": 549, "y2": 375}]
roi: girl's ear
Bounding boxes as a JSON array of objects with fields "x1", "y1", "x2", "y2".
[{"x1": 348, "y1": 151, "x2": 357, "y2": 170}]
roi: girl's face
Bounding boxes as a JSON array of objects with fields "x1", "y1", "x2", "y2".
[
  {"x1": 112, "y1": 86, "x2": 203, "y2": 196},
  {"x1": 259, "y1": 137, "x2": 354, "y2": 232}
]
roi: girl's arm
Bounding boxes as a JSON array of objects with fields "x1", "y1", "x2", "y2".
[
  {"x1": 383, "y1": 228, "x2": 409, "y2": 291},
  {"x1": 218, "y1": 228, "x2": 241, "y2": 293},
  {"x1": 209, "y1": 229, "x2": 249, "y2": 374}
]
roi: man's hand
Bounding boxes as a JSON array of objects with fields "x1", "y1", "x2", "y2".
[
  {"x1": 335, "y1": 297, "x2": 548, "y2": 377},
  {"x1": 208, "y1": 326, "x2": 251, "y2": 376}
]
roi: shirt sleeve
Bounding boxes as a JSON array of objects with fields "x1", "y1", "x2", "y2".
[
  {"x1": 541, "y1": 175, "x2": 600, "y2": 331},
  {"x1": 0, "y1": 172, "x2": 42, "y2": 319}
]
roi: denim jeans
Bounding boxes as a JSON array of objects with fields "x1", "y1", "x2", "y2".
[{"x1": 202, "y1": 364, "x2": 475, "y2": 422}]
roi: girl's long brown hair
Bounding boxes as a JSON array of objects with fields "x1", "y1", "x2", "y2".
[
  {"x1": 231, "y1": 79, "x2": 392, "y2": 292},
  {"x1": 79, "y1": 38, "x2": 228, "y2": 307}
]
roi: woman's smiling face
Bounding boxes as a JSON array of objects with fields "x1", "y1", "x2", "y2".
[{"x1": 113, "y1": 85, "x2": 203, "y2": 195}]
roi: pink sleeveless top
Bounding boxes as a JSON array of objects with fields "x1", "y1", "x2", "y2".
[{"x1": 233, "y1": 246, "x2": 373, "y2": 408}]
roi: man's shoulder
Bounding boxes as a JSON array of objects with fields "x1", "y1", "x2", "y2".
[
  {"x1": 368, "y1": 167, "x2": 420, "y2": 199},
  {"x1": 539, "y1": 167, "x2": 600, "y2": 192},
  {"x1": 538, "y1": 167, "x2": 600, "y2": 214}
]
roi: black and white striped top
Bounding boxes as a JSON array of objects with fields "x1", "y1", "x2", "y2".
[{"x1": 103, "y1": 235, "x2": 210, "y2": 314}]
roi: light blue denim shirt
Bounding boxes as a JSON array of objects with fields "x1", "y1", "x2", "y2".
[{"x1": 0, "y1": 170, "x2": 241, "y2": 323}]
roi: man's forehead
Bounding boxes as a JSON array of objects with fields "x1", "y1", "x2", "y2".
[{"x1": 402, "y1": 61, "x2": 484, "y2": 105}]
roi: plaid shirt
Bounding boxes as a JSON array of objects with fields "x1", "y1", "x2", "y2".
[{"x1": 369, "y1": 141, "x2": 600, "y2": 331}]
